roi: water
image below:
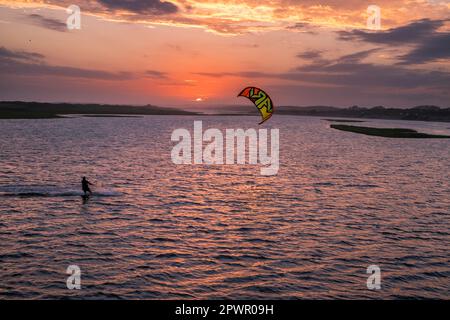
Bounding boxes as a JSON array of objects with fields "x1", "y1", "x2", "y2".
[{"x1": 0, "y1": 115, "x2": 449, "y2": 299}]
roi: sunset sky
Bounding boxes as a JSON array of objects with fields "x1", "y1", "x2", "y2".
[{"x1": 0, "y1": 0, "x2": 449, "y2": 108}]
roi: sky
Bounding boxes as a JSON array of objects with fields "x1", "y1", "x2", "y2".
[{"x1": 0, "y1": 0, "x2": 449, "y2": 108}]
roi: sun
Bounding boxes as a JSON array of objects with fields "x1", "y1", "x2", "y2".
[{"x1": 195, "y1": 97, "x2": 204, "y2": 102}]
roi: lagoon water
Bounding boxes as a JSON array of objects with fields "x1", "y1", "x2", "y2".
[{"x1": 0, "y1": 115, "x2": 449, "y2": 299}]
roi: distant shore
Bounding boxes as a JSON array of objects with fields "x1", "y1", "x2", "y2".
[
  {"x1": 272, "y1": 105, "x2": 450, "y2": 123},
  {"x1": 1, "y1": 101, "x2": 449, "y2": 122},
  {"x1": 0, "y1": 101, "x2": 199, "y2": 119},
  {"x1": 330, "y1": 124, "x2": 450, "y2": 138}
]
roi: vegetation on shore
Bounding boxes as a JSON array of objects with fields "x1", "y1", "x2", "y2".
[
  {"x1": 77, "y1": 115, "x2": 143, "y2": 118},
  {"x1": 330, "y1": 124, "x2": 450, "y2": 138},
  {"x1": 322, "y1": 119, "x2": 365, "y2": 123},
  {"x1": 278, "y1": 105, "x2": 450, "y2": 122},
  {"x1": 0, "y1": 101, "x2": 199, "y2": 119},
  {"x1": 194, "y1": 104, "x2": 450, "y2": 122},
  {"x1": 2, "y1": 101, "x2": 450, "y2": 123}
]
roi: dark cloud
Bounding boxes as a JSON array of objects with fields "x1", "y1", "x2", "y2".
[
  {"x1": 338, "y1": 19, "x2": 450, "y2": 65},
  {"x1": 145, "y1": 70, "x2": 168, "y2": 78},
  {"x1": 292, "y1": 62, "x2": 449, "y2": 89},
  {"x1": 0, "y1": 47, "x2": 171, "y2": 81},
  {"x1": 336, "y1": 48, "x2": 380, "y2": 63},
  {"x1": 295, "y1": 48, "x2": 379, "y2": 72},
  {"x1": 194, "y1": 49, "x2": 450, "y2": 91},
  {"x1": 268, "y1": 83, "x2": 449, "y2": 108},
  {"x1": 287, "y1": 22, "x2": 310, "y2": 29},
  {"x1": 338, "y1": 19, "x2": 444, "y2": 44},
  {"x1": 98, "y1": 0, "x2": 178, "y2": 15},
  {"x1": 0, "y1": 46, "x2": 45, "y2": 62},
  {"x1": 27, "y1": 14, "x2": 67, "y2": 32},
  {"x1": 398, "y1": 33, "x2": 450, "y2": 65},
  {"x1": 297, "y1": 50, "x2": 323, "y2": 60},
  {"x1": 0, "y1": 47, "x2": 133, "y2": 80},
  {"x1": 286, "y1": 22, "x2": 318, "y2": 34}
]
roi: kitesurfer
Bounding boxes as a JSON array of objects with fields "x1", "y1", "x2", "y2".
[{"x1": 81, "y1": 177, "x2": 93, "y2": 196}]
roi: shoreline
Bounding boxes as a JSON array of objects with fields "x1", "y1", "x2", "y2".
[
  {"x1": 2, "y1": 114, "x2": 450, "y2": 124},
  {"x1": 2, "y1": 113, "x2": 450, "y2": 124},
  {"x1": 1, "y1": 101, "x2": 450, "y2": 123},
  {"x1": 0, "y1": 101, "x2": 200, "y2": 119},
  {"x1": 330, "y1": 124, "x2": 450, "y2": 138}
]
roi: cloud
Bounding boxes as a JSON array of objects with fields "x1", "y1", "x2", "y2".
[
  {"x1": 297, "y1": 50, "x2": 323, "y2": 60},
  {"x1": 0, "y1": 47, "x2": 134, "y2": 80},
  {"x1": 98, "y1": 0, "x2": 178, "y2": 15},
  {"x1": 338, "y1": 19, "x2": 450, "y2": 65},
  {"x1": 268, "y1": 82, "x2": 449, "y2": 107},
  {"x1": 338, "y1": 19, "x2": 445, "y2": 44},
  {"x1": 294, "y1": 48, "x2": 380, "y2": 72},
  {"x1": 27, "y1": 13, "x2": 67, "y2": 32},
  {"x1": 145, "y1": 70, "x2": 168, "y2": 78},
  {"x1": 194, "y1": 53, "x2": 450, "y2": 106},
  {"x1": 0, "y1": 47, "x2": 172, "y2": 81},
  {"x1": 285, "y1": 22, "x2": 318, "y2": 34},
  {"x1": 335, "y1": 48, "x2": 380, "y2": 63},
  {"x1": 398, "y1": 33, "x2": 450, "y2": 65},
  {"x1": 0, "y1": 46, "x2": 45, "y2": 62},
  {"x1": 194, "y1": 48, "x2": 450, "y2": 91},
  {"x1": 7, "y1": 0, "x2": 449, "y2": 35}
]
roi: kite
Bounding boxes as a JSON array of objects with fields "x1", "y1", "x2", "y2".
[{"x1": 238, "y1": 87, "x2": 274, "y2": 125}]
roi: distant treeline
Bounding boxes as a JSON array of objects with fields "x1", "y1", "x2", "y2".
[
  {"x1": 1, "y1": 101, "x2": 450, "y2": 122},
  {"x1": 275, "y1": 105, "x2": 450, "y2": 122},
  {"x1": 0, "y1": 101, "x2": 198, "y2": 119}
]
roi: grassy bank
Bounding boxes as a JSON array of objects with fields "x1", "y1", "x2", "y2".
[
  {"x1": 0, "y1": 101, "x2": 199, "y2": 119},
  {"x1": 330, "y1": 124, "x2": 450, "y2": 138},
  {"x1": 322, "y1": 119, "x2": 365, "y2": 123}
]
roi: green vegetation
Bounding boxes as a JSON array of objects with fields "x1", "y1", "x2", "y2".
[
  {"x1": 275, "y1": 105, "x2": 450, "y2": 122},
  {"x1": 79, "y1": 115, "x2": 143, "y2": 118},
  {"x1": 330, "y1": 124, "x2": 450, "y2": 138},
  {"x1": 322, "y1": 119, "x2": 365, "y2": 123},
  {"x1": 0, "y1": 101, "x2": 199, "y2": 119}
]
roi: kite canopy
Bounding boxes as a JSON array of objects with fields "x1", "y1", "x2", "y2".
[{"x1": 238, "y1": 87, "x2": 274, "y2": 125}]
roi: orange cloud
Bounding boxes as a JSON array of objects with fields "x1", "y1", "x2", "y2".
[{"x1": 1, "y1": 0, "x2": 448, "y2": 34}]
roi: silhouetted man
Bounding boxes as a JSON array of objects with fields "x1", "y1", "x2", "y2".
[{"x1": 81, "y1": 177, "x2": 93, "y2": 196}]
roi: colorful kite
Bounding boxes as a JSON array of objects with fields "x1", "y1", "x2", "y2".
[{"x1": 238, "y1": 87, "x2": 274, "y2": 125}]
